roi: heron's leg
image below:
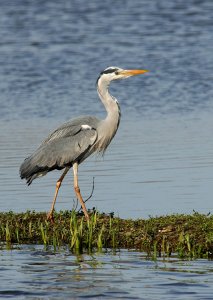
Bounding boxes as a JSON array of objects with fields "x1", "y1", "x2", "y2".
[
  {"x1": 47, "y1": 167, "x2": 70, "y2": 221},
  {"x1": 73, "y1": 162, "x2": 89, "y2": 221}
]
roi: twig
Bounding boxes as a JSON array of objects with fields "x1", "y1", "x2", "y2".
[
  {"x1": 76, "y1": 177, "x2": 95, "y2": 213},
  {"x1": 84, "y1": 177, "x2": 95, "y2": 204}
]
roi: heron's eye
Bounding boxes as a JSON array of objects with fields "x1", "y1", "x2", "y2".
[{"x1": 115, "y1": 71, "x2": 119, "y2": 75}]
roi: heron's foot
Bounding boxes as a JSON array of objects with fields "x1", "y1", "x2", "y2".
[
  {"x1": 84, "y1": 211, "x2": 90, "y2": 221},
  {"x1": 46, "y1": 211, "x2": 54, "y2": 223}
]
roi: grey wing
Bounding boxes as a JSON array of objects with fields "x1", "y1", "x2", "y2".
[
  {"x1": 20, "y1": 121, "x2": 98, "y2": 184},
  {"x1": 37, "y1": 128, "x2": 98, "y2": 167},
  {"x1": 42, "y1": 116, "x2": 100, "y2": 144}
]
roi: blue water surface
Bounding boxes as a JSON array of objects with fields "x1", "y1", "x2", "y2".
[{"x1": 0, "y1": 1, "x2": 213, "y2": 298}]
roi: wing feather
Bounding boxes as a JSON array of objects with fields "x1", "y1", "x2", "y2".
[
  {"x1": 39, "y1": 129, "x2": 97, "y2": 167},
  {"x1": 42, "y1": 116, "x2": 99, "y2": 144},
  {"x1": 20, "y1": 125, "x2": 98, "y2": 183}
]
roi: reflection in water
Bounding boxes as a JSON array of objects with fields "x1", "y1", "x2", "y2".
[{"x1": 0, "y1": 246, "x2": 213, "y2": 299}]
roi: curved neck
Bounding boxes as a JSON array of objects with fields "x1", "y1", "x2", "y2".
[
  {"x1": 95, "y1": 76, "x2": 121, "y2": 153},
  {"x1": 96, "y1": 76, "x2": 121, "y2": 120}
]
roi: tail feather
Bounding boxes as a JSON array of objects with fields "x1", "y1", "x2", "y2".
[{"x1": 19, "y1": 156, "x2": 47, "y2": 185}]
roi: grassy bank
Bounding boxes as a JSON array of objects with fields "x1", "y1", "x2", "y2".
[{"x1": 0, "y1": 210, "x2": 213, "y2": 259}]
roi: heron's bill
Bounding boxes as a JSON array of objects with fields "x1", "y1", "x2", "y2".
[{"x1": 120, "y1": 69, "x2": 149, "y2": 76}]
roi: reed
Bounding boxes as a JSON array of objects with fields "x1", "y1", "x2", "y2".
[
  {"x1": 5, "y1": 222, "x2": 11, "y2": 244},
  {"x1": 97, "y1": 224, "x2": 105, "y2": 251},
  {"x1": 0, "y1": 211, "x2": 213, "y2": 259}
]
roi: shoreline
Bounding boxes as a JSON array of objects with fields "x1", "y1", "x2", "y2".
[{"x1": 0, "y1": 210, "x2": 212, "y2": 259}]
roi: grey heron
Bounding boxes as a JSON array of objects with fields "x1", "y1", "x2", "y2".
[{"x1": 20, "y1": 67, "x2": 148, "y2": 221}]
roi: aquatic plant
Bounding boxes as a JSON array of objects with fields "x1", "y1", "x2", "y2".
[{"x1": 0, "y1": 210, "x2": 213, "y2": 259}]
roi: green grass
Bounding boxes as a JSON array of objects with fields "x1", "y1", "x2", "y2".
[{"x1": 0, "y1": 210, "x2": 213, "y2": 259}]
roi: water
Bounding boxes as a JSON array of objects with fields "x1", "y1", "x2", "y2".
[
  {"x1": 0, "y1": 0, "x2": 213, "y2": 298},
  {"x1": 1, "y1": 116, "x2": 213, "y2": 218},
  {"x1": 0, "y1": 0, "x2": 213, "y2": 218},
  {"x1": 0, "y1": 246, "x2": 213, "y2": 299}
]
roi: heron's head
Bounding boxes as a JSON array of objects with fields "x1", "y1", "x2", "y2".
[{"x1": 97, "y1": 66, "x2": 148, "y2": 84}]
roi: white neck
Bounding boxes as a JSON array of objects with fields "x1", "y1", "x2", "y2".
[
  {"x1": 96, "y1": 76, "x2": 120, "y2": 119},
  {"x1": 94, "y1": 75, "x2": 121, "y2": 153}
]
